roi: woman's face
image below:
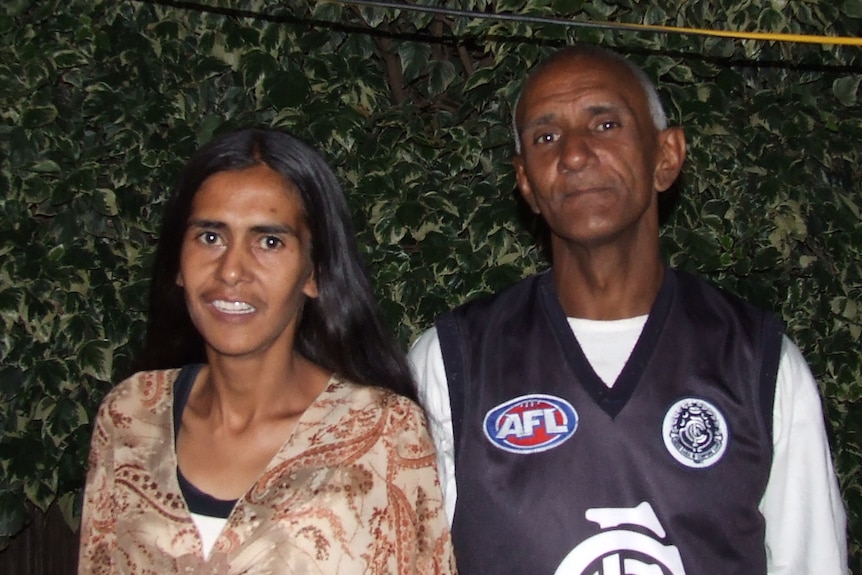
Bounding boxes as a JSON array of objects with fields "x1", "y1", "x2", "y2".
[{"x1": 176, "y1": 164, "x2": 317, "y2": 361}]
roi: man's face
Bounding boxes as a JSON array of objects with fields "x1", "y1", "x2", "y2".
[{"x1": 512, "y1": 54, "x2": 683, "y2": 249}]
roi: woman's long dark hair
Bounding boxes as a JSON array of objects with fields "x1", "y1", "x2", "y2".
[{"x1": 135, "y1": 127, "x2": 417, "y2": 401}]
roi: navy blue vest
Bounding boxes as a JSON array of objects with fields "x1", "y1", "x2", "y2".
[{"x1": 437, "y1": 269, "x2": 783, "y2": 575}]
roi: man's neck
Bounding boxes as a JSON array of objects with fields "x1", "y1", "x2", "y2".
[{"x1": 550, "y1": 242, "x2": 664, "y2": 321}]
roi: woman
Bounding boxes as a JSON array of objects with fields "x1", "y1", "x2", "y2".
[{"x1": 78, "y1": 128, "x2": 455, "y2": 574}]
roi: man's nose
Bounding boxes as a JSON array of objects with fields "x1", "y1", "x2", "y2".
[{"x1": 558, "y1": 134, "x2": 596, "y2": 173}]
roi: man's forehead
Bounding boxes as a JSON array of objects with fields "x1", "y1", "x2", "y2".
[
  {"x1": 530, "y1": 54, "x2": 638, "y2": 95},
  {"x1": 517, "y1": 54, "x2": 645, "y2": 119}
]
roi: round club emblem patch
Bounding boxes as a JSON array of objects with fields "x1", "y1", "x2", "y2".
[{"x1": 662, "y1": 397, "x2": 728, "y2": 468}]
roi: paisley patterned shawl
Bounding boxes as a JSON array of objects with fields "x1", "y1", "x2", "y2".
[{"x1": 78, "y1": 369, "x2": 456, "y2": 574}]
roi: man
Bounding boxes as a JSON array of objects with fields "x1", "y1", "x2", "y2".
[{"x1": 409, "y1": 45, "x2": 847, "y2": 574}]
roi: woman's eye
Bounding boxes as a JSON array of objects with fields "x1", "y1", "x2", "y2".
[
  {"x1": 197, "y1": 231, "x2": 221, "y2": 245},
  {"x1": 260, "y1": 236, "x2": 284, "y2": 250}
]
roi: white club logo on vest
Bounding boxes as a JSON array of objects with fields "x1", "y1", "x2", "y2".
[
  {"x1": 483, "y1": 394, "x2": 578, "y2": 454},
  {"x1": 662, "y1": 397, "x2": 729, "y2": 468},
  {"x1": 554, "y1": 502, "x2": 687, "y2": 574}
]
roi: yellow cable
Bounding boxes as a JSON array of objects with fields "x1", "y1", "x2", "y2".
[
  {"x1": 327, "y1": 0, "x2": 862, "y2": 47},
  {"x1": 605, "y1": 20, "x2": 862, "y2": 46}
]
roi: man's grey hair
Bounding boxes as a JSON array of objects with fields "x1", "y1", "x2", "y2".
[{"x1": 512, "y1": 45, "x2": 669, "y2": 155}]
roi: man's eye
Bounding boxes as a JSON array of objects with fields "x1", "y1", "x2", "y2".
[
  {"x1": 597, "y1": 120, "x2": 620, "y2": 131},
  {"x1": 534, "y1": 133, "x2": 559, "y2": 144}
]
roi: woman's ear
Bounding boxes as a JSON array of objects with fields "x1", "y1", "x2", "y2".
[
  {"x1": 302, "y1": 269, "x2": 318, "y2": 299},
  {"x1": 654, "y1": 127, "x2": 687, "y2": 193}
]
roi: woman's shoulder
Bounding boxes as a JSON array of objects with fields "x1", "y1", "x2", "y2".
[
  {"x1": 332, "y1": 378, "x2": 431, "y2": 444},
  {"x1": 332, "y1": 377, "x2": 423, "y2": 416},
  {"x1": 97, "y1": 368, "x2": 183, "y2": 415}
]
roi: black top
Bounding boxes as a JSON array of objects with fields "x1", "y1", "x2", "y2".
[
  {"x1": 437, "y1": 268, "x2": 783, "y2": 575},
  {"x1": 173, "y1": 364, "x2": 236, "y2": 519}
]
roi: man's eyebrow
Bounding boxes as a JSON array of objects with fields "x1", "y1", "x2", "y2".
[
  {"x1": 521, "y1": 113, "x2": 557, "y2": 131},
  {"x1": 585, "y1": 102, "x2": 632, "y2": 117},
  {"x1": 521, "y1": 103, "x2": 631, "y2": 131}
]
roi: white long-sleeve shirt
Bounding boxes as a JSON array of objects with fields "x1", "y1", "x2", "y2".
[{"x1": 409, "y1": 316, "x2": 848, "y2": 574}]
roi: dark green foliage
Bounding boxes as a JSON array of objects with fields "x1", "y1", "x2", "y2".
[{"x1": 1, "y1": 0, "x2": 860, "y2": 568}]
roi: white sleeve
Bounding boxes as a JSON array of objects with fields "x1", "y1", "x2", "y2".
[
  {"x1": 761, "y1": 336, "x2": 848, "y2": 574},
  {"x1": 408, "y1": 327, "x2": 457, "y2": 526}
]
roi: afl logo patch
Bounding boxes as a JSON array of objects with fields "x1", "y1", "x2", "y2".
[
  {"x1": 662, "y1": 397, "x2": 728, "y2": 468},
  {"x1": 484, "y1": 394, "x2": 578, "y2": 454}
]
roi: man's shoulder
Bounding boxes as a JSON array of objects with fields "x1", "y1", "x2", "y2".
[
  {"x1": 671, "y1": 268, "x2": 769, "y2": 310},
  {"x1": 669, "y1": 268, "x2": 784, "y2": 334},
  {"x1": 443, "y1": 271, "x2": 548, "y2": 320}
]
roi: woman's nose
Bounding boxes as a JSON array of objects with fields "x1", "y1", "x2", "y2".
[{"x1": 216, "y1": 243, "x2": 250, "y2": 285}]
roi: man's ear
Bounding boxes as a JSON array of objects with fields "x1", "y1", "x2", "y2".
[
  {"x1": 654, "y1": 127, "x2": 687, "y2": 193},
  {"x1": 512, "y1": 155, "x2": 540, "y2": 214},
  {"x1": 176, "y1": 273, "x2": 184, "y2": 287}
]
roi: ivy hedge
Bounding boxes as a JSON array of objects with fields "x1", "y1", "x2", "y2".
[{"x1": 1, "y1": 0, "x2": 860, "y2": 568}]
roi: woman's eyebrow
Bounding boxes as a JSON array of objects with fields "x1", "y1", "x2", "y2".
[
  {"x1": 186, "y1": 220, "x2": 299, "y2": 237},
  {"x1": 186, "y1": 218, "x2": 225, "y2": 230},
  {"x1": 249, "y1": 224, "x2": 299, "y2": 236}
]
